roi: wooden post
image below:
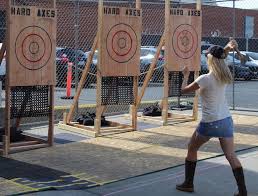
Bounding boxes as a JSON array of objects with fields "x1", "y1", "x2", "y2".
[
  {"x1": 66, "y1": 37, "x2": 98, "y2": 123},
  {"x1": 192, "y1": 0, "x2": 202, "y2": 120},
  {"x1": 4, "y1": 0, "x2": 12, "y2": 155},
  {"x1": 130, "y1": 0, "x2": 141, "y2": 131},
  {"x1": 94, "y1": 0, "x2": 104, "y2": 135},
  {"x1": 48, "y1": 85, "x2": 54, "y2": 146},
  {"x1": 0, "y1": 42, "x2": 5, "y2": 63},
  {"x1": 162, "y1": 0, "x2": 170, "y2": 125},
  {"x1": 136, "y1": 35, "x2": 165, "y2": 107},
  {"x1": 136, "y1": 0, "x2": 141, "y2": 10},
  {"x1": 46, "y1": 0, "x2": 57, "y2": 146}
]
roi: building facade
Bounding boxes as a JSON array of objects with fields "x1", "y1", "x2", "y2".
[{"x1": 0, "y1": 0, "x2": 258, "y2": 50}]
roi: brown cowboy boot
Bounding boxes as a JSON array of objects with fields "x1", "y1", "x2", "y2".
[
  {"x1": 176, "y1": 160, "x2": 197, "y2": 193},
  {"x1": 233, "y1": 167, "x2": 247, "y2": 196}
]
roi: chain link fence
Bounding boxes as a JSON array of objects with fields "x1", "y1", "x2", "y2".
[{"x1": 0, "y1": 0, "x2": 258, "y2": 125}]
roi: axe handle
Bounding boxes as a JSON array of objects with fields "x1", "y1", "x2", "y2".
[{"x1": 229, "y1": 37, "x2": 245, "y2": 62}]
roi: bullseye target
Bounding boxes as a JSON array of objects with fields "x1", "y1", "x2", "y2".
[
  {"x1": 15, "y1": 26, "x2": 52, "y2": 70},
  {"x1": 172, "y1": 24, "x2": 198, "y2": 59},
  {"x1": 166, "y1": 8, "x2": 202, "y2": 71},
  {"x1": 106, "y1": 23, "x2": 138, "y2": 63}
]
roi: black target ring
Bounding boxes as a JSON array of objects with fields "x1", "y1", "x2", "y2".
[
  {"x1": 106, "y1": 23, "x2": 138, "y2": 63},
  {"x1": 15, "y1": 26, "x2": 53, "y2": 70},
  {"x1": 172, "y1": 24, "x2": 198, "y2": 59},
  {"x1": 22, "y1": 34, "x2": 45, "y2": 63}
]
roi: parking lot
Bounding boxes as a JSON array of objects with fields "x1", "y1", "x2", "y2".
[{"x1": 1, "y1": 80, "x2": 258, "y2": 112}]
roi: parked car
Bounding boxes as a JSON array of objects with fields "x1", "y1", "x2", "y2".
[
  {"x1": 232, "y1": 51, "x2": 258, "y2": 64},
  {"x1": 226, "y1": 53, "x2": 258, "y2": 79},
  {"x1": 201, "y1": 53, "x2": 256, "y2": 80},
  {"x1": 228, "y1": 51, "x2": 258, "y2": 74},
  {"x1": 56, "y1": 47, "x2": 96, "y2": 88},
  {"x1": 139, "y1": 46, "x2": 165, "y2": 83},
  {"x1": 85, "y1": 47, "x2": 165, "y2": 84}
]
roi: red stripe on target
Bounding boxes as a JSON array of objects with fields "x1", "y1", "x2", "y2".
[
  {"x1": 172, "y1": 24, "x2": 198, "y2": 59},
  {"x1": 15, "y1": 26, "x2": 52, "y2": 71},
  {"x1": 112, "y1": 30, "x2": 133, "y2": 57},
  {"x1": 106, "y1": 23, "x2": 138, "y2": 64},
  {"x1": 177, "y1": 30, "x2": 194, "y2": 54}
]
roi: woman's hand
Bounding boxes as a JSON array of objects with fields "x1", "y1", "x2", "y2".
[
  {"x1": 182, "y1": 66, "x2": 190, "y2": 79},
  {"x1": 227, "y1": 38, "x2": 239, "y2": 50},
  {"x1": 228, "y1": 38, "x2": 246, "y2": 63}
]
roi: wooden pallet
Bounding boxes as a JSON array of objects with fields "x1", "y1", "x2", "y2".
[{"x1": 58, "y1": 120, "x2": 134, "y2": 138}]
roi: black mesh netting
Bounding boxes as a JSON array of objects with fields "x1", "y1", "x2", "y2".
[
  {"x1": 101, "y1": 76, "x2": 134, "y2": 105},
  {"x1": 168, "y1": 71, "x2": 195, "y2": 98},
  {"x1": 10, "y1": 86, "x2": 50, "y2": 118}
]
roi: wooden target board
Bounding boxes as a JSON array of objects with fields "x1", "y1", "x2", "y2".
[
  {"x1": 99, "y1": 6, "x2": 142, "y2": 76},
  {"x1": 8, "y1": 6, "x2": 56, "y2": 86},
  {"x1": 165, "y1": 8, "x2": 202, "y2": 71}
]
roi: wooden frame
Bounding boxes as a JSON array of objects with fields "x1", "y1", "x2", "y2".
[
  {"x1": 1, "y1": 0, "x2": 56, "y2": 156},
  {"x1": 136, "y1": 0, "x2": 202, "y2": 125},
  {"x1": 59, "y1": 0, "x2": 142, "y2": 137}
]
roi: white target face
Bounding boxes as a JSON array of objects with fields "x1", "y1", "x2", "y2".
[
  {"x1": 106, "y1": 23, "x2": 138, "y2": 63},
  {"x1": 15, "y1": 26, "x2": 53, "y2": 70}
]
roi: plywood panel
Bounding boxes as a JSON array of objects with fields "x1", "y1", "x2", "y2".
[
  {"x1": 8, "y1": 6, "x2": 56, "y2": 86},
  {"x1": 99, "y1": 7, "x2": 142, "y2": 76},
  {"x1": 165, "y1": 8, "x2": 202, "y2": 71}
]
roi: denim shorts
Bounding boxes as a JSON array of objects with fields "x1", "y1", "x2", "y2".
[{"x1": 196, "y1": 117, "x2": 234, "y2": 138}]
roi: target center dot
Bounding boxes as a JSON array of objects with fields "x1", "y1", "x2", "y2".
[
  {"x1": 181, "y1": 36, "x2": 190, "y2": 47},
  {"x1": 29, "y1": 42, "x2": 40, "y2": 54},
  {"x1": 118, "y1": 38, "x2": 127, "y2": 49}
]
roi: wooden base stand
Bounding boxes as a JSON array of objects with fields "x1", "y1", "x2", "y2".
[
  {"x1": 58, "y1": 120, "x2": 134, "y2": 138},
  {"x1": 0, "y1": 134, "x2": 49, "y2": 156}
]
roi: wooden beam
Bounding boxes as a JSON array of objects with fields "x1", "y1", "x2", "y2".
[
  {"x1": 66, "y1": 36, "x2": 98, "y2": 123},
  {"x1": 10, "y1": 141, "x2": 41, "y2": 147},
  {"x1": 131, "y1": 0, "x2": 141, "y2": 131},
  {"x1": 136, "y1": 35, "x2": 165, "y2": 107},
  {"x1": 94, "y1": 0, "x2": 104, "y2": 135},
  {"x1": 3, "y1": 0, "x2": 12, "y2": 156},
  {"x1": 136, "y1": 0, "x2": 141, "y2": 9},
  {"x1": 196, "y1": 0, "x2": 201, "y2": 11},
  {"x1": 192, "y1": 0, "x2": 202, "y2": 120},
  {"x1": 161, "y1": 0, "x2": 171, "y2": 125},
  {"x1": 0, "y1": 42, "x2": 5, "y2": 64},
  {"x1": 48, "y1": 85, "x2": 54, "y2": 146},
  {"x1": 10, "y1": 143, "x2": 49, "y2": 154}
]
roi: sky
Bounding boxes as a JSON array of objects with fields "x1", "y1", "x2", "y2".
[{"x1": 217, "y1": 0, "x2": 258, "y2": 10}]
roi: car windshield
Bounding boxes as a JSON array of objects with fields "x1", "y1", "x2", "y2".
[{"x1": 245, "y1": 52, "x2": 258, "y2": 60}]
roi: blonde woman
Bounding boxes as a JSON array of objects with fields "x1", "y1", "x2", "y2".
[{"x1": 176, "y1": 41, "x2": 247, "y2": 196}]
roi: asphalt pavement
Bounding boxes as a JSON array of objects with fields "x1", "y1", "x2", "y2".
[{"x1": 24, "y1": 148, "x2": 258, "y2": 196}]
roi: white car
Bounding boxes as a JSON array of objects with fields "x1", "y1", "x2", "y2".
[{"x1": 229, "y1": 51, "x2": 258, "y2": 65}]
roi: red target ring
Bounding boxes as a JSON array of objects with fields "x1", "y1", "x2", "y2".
[
  {"x1": 106, "y1": 23, "x2": 138, "y2": 63},
  {"x1": 112, "y1": 30, "x2": 132, "y2": 57},
  {"x1": 172, "y1": 24, "x2": 198, "y2": 59},
  {"x1": 15, "y1": 26, "x2": 52, "y2": 70}
]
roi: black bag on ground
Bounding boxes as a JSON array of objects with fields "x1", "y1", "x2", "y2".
[
  {"x1": 77, "y1": 112, "x2": 109, "y2": 126},
  {"x1": 143, "y1": 102, "x2": 162, "y2": 116}
]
